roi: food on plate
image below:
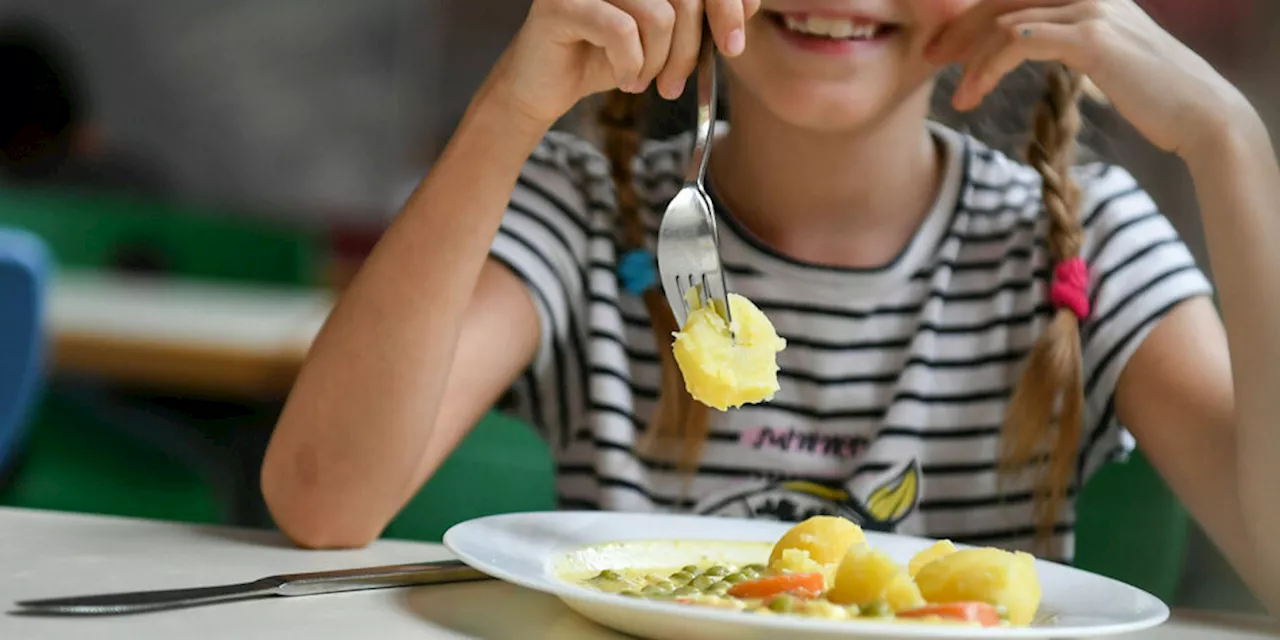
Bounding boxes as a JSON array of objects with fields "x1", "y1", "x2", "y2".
[
  {"x1": 909, "y1": 539, "x2": 958, "y2": 578},
  {"x1": 826, "y1": 544, "x2": 926, "y2": 611},
  {"x1": 571, "y1": 515, "x2": 1043, "y2": 627},
  {"x1": 671, "y1": 289, "x2": 786, "y2": 411},
  {"x1": 767, "y1": 515, "x2": 866, "y2": 567},
  {"x1": 913, "y1": 547, "x2": 1042, "y2": 627}
]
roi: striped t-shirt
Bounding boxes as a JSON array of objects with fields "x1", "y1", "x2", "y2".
[{"x1": 487, "y1": 122, "x2": 1212, "y2": 560}]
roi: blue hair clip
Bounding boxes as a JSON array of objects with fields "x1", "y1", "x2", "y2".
[{"x1": 618, "y1": 248, "x2": 658, "y2": 296}]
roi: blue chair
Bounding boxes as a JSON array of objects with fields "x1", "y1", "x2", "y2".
[{"x1": 0, "y1": 228, "x2": 50, "y2": 480}]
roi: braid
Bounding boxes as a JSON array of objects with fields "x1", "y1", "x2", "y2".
[
  {"x1": 598, "y1": 89, "x2": 709, "y2": 477},
  {"x1": 1001, "y1": 63, "x2": 1087, "y2": 553},
  {"x1": 602, "y1": 90, "x2": 648, "y2": 250}
]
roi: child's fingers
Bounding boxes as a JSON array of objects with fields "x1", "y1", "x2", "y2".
[
  {"x1": 656, "y1": 0, "x2": 702, "y2": 99},
  {"x1": 956, "y1": 21, "x2": 1089, "y2": 110},
  {"x1": 996, "y1": 1, "x2": 1100, "y2": 29},
  {"x1": 556, "y1": 0, "x2": 646, "y2": 88},
  {"x1": 706, "y1": 0, "x2": 747, "y2": 56},
  {"x1": 952, "y1": 30, "x2": 1014, "y2": 110},
  {"x1": 610, "y1": 0, "x2": 676, "y2": 91},
  {"x1": 928, "y1": 0, "x2": 1076, "y2": 62}
]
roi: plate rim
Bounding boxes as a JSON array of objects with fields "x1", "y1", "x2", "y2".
[{"x1": 442, "y1": 510, "x2": 1171, "y2": 639}]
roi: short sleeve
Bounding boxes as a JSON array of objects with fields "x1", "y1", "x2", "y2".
[
  {"x1": 488, "y1": 132, "x2": 606, "y2": 445},
  {"x1": 1075, "y1": 164, "x2": 1214, "y2": 479}
]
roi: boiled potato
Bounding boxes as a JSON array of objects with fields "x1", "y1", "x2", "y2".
[
  {"x1": 768, "y1": 516, "x2": 867, "y2": 568},
  {"x1": 914, "y1": 548, "x2": 1042, "y2": 626},
  {"x1": 826, "y1": 545, "x2": 926, "y2": 611},
  {"x1": 909, "y1": 539, "x2": 958, "y2": 578},
  {"x1": 672, "y1": 291, "x2": 786, "y2": 411},
  {"x1": 772, "y1": 548, "x2": 825, "y2": 575}
]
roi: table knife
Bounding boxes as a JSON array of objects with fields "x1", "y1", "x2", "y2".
[{"x1": 13, "y1": 559, "x2": 493, "y2": 616}]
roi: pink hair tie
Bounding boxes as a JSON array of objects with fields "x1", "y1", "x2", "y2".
[{"x1": 1049, "y1": 257, "x2": 1090, "y2": 319}]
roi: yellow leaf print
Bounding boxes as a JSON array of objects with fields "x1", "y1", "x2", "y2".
[{"x1": 865, "y1": 461, "x2": 920, "y2": 522}]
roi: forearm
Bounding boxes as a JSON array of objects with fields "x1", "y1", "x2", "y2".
[
  {"x1": 1182, "y1": 102, "x2": 1280, "y2": 611},
  {"x1": 262, "y1": 80, "x2": 549, "y2": 547}
]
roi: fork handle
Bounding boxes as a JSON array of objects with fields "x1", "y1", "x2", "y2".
[{"x1": 687, "y1": 20, "x2": 718, "y2": 187}]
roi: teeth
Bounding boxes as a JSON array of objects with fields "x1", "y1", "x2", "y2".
[{"x1": 783, "y1": 14, "x2": 881, "y2": 39}]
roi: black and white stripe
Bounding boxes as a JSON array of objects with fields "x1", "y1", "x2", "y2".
[{"x1": 488, "y1": 124, "x2": 1213, "y2": 562}]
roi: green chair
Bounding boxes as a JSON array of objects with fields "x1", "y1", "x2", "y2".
[
  {"x1": 0, "y1": 397, "x2": 221, "y2": 523},
  {"x1": 0, "y1": 188, "x2": 324, "y2": 286},
  {"x1": 1074, "y1": 449, "x2": 1188, "y2": 604}
]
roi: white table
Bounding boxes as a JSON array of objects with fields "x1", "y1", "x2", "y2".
[
  {"x1": 48, "y1": 271, "x2": 334, "y2": 396},
  {"x1": 2, "y1": 508, "x2": 1276, "y2": 640}
]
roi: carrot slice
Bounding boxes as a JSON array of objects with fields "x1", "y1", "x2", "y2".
[
  {"x1": 898, "y1": 602, "x2": 1002, "y2": 627},
  {"x1": 726, "y1": 572, "x2": 824, "y2": 599}
]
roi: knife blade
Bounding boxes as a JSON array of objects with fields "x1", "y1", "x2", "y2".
[{"x1": 14, "y1": 559, "x2": 492, "y2": 616}]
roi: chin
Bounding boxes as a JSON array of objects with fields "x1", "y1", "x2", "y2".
[
  {"x1": 724, "y1": 8, "x2": 940, "y2": 134},
  {"x1": 729, "y1": 70, "x2": 928, "y2": 133}
]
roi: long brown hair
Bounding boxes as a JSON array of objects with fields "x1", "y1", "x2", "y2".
[
  {"x1": 1001, "y1": 63, "x2": 1088, "y2": 550},
  {"x1": 599, "y1": 90, "x2": 709, "y2": 476},
  {"x1": 597, "y1": 63, "x2": 1088, "y2": 551}
]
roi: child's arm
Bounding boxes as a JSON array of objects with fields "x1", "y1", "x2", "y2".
[
  {"x1": 261, "y1": 0, "x2": 754, "y2": 548},
  {"x1": 1119, "y1": 113, "x2": 1280, "y2": 612},
  {"x1": 261, "y1": 85, "x2": 550, "y2": 549},
  {"x1": 928, "y1": 0, "x2": 1280, "y2": 611}
]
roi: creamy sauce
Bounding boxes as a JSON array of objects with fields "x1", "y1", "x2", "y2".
[{"x1": 558, "y1": 543, "x2": 1011, "y2": 626}]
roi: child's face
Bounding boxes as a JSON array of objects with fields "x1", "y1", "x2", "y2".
[{"x1": 724, "y1": 0, "x2": 977, "y2": 132}]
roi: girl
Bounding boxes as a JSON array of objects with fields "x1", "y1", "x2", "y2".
[{"x1": 261, "y1": 0, "x2": 1280, "y2": 609}]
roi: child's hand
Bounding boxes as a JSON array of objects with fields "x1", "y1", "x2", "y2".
[
  {"x1": 489, "y1": 0, "x2": 759, "y2": 128},
  {"x1": 926, "y1": 0, "x2": 1254, "y2": 156}
]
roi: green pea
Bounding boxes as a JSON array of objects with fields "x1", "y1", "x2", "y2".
[
  {"x1": 691, "y1": 575, "x2": 716, "y2": 590},
  {"x1": 681, "y1": 565, "x2": 699, "y2": 573},
  {"x1": 706, "y1": 582, "x2": 732, "y2": 596},
  {"x1": 744, "y1": 563, "x2": 767, "y2": 573},
  {"x1": 672, "y1": 586, "x2": 698, "y2": 596},
  {"x1": 669, "y1": 571, "x2": 694, "y2": 583},
  {"x1": 741, "y1": 567, "x2": 762, "y2": 579},
  {"x1": 619, "y1": 590, "x2": 639, "y2": 597},
  {"x1": 594, "y1": 569, "x2": 621, "y2": 581},
  {"x1": 703, "y1": 565, "x2": 729, "y2": 577},
  {"x1": 844, "y1": 604, "x2": 862, "y2": 617},
  {"x1": 641, "y1": 584, "x2": 671, "y2": 597},
  {"x1": 722, "y1": 572, "x2": 747, "y2": 584},
  {"x1": 995, "y1": 604, "x2": 1010, "y2": 621},
  {"x1": 768, "y1": 594, "x2": 797, "y2": 613},
  {"x1": 863, "y1": 600, "x2": 893, "y2": 618}
]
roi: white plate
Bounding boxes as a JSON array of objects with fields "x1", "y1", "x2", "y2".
[{"x1": 443, "y1": 511, "x2": 1169, "y2": 640}]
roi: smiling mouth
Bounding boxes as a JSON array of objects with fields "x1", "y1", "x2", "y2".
[{"x1": 764, "y1": 11, "x2": 901, "y2": 41}]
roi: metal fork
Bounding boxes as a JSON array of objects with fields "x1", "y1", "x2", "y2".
[{"x1": 656, "y1": 27, "x2": 733, "y2": 333}]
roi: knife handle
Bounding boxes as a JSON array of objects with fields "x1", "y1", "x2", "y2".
[
  {"x1": 15, "y1": 559, "x2": 492, "y2": 615},
  {"x1": 273, "y1": 559, "x2": 491, "y2": 596}
]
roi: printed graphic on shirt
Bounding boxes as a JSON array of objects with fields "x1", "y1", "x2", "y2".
[
  {"x1": 740, "y1": 426, "x2": 869, "y2": 459},
  {"x1": 692, "y1": 460, "x2": 921, "y2": 532}
]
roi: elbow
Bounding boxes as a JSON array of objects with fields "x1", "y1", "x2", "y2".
[{"x1": 260, "y1": 444, "x2": 384, "y2": 550}]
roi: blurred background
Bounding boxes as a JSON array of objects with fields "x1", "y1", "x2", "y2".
[{"x1": 0, "y1": 0, "x2": 1270, "y2": 617}]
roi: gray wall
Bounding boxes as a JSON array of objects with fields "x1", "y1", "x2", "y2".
[{"x1": 0, "y1": 0, "x2": 432, "y2": 220}]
